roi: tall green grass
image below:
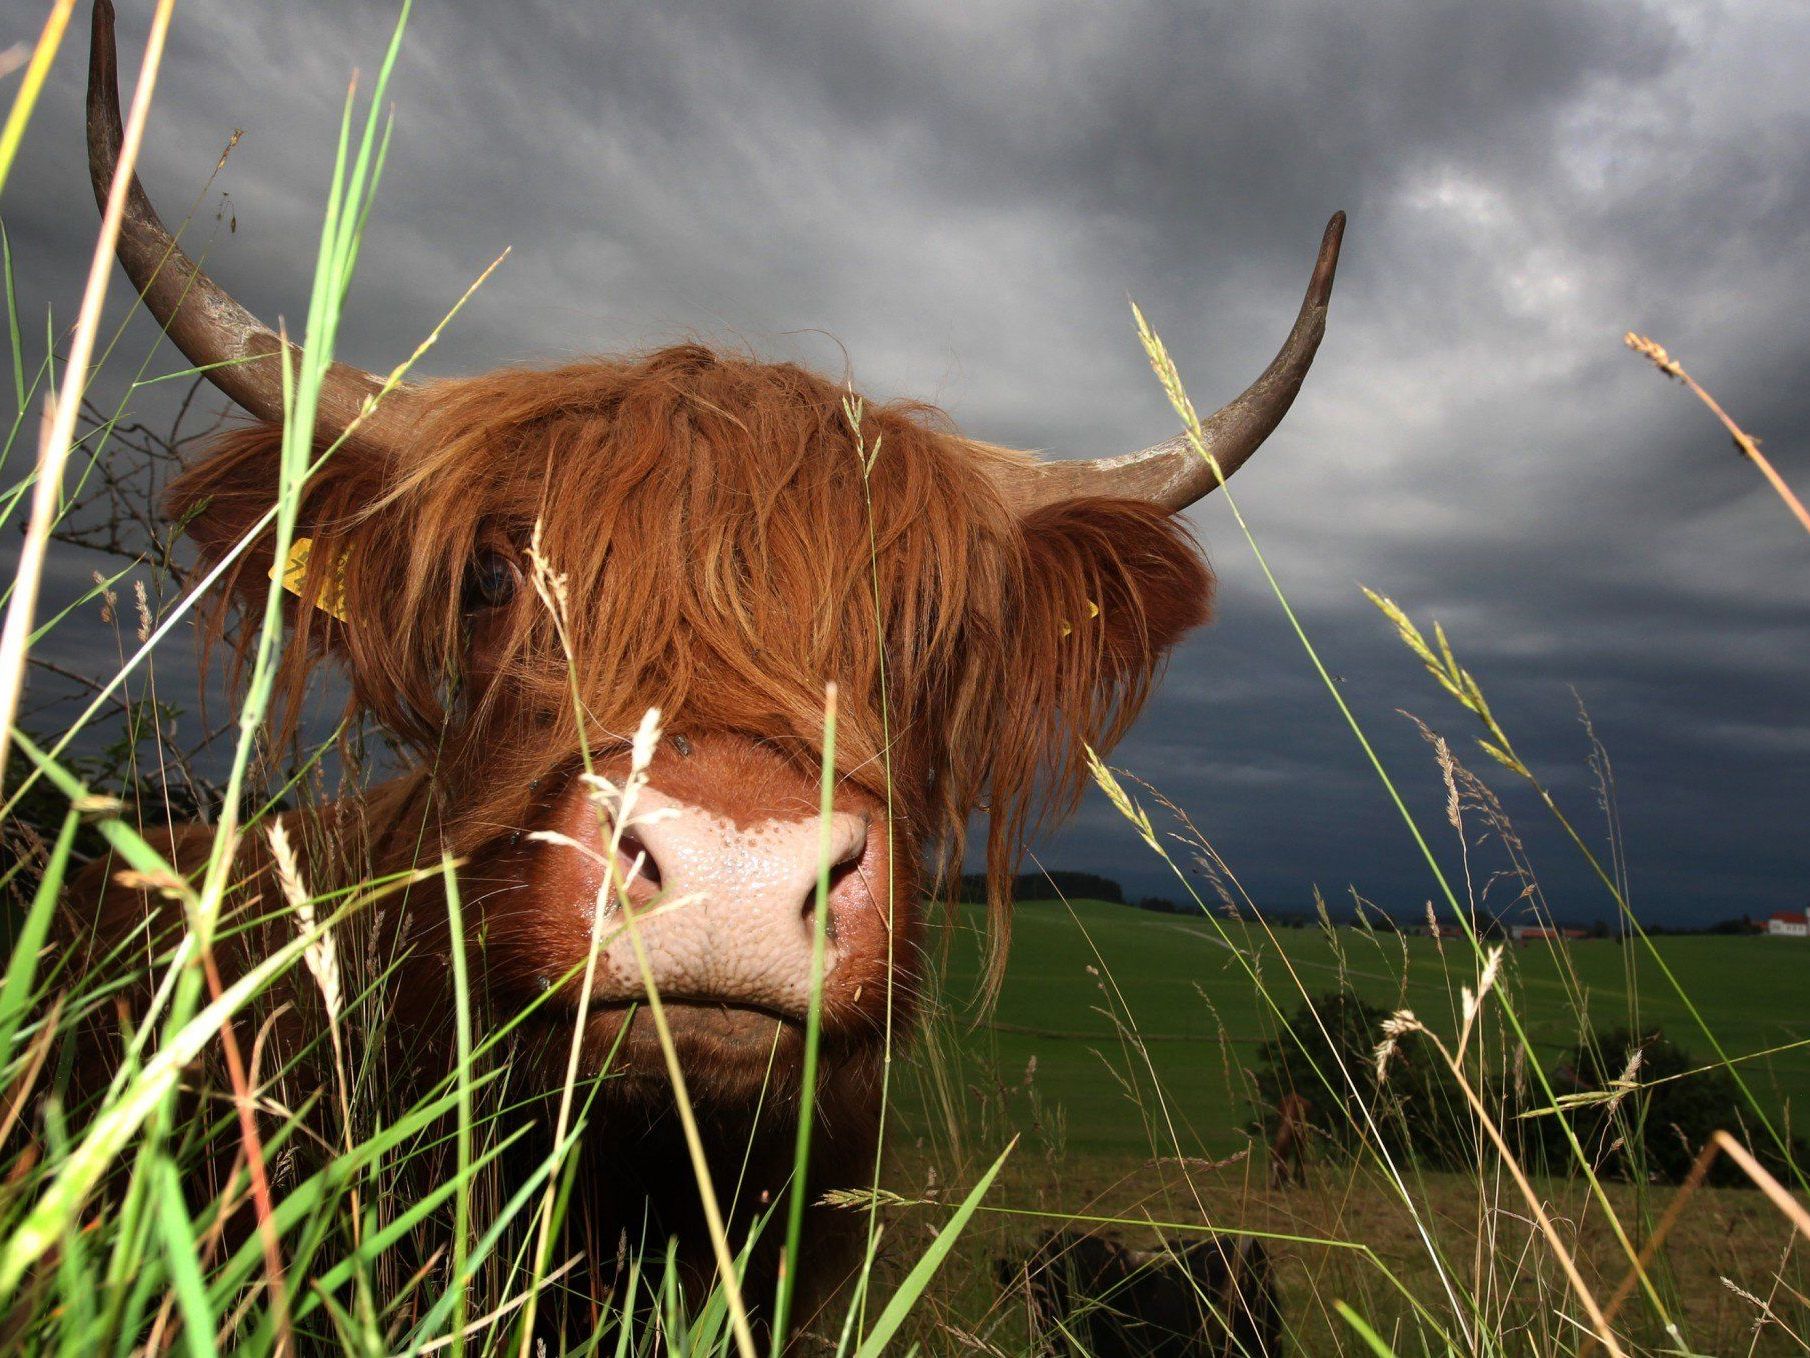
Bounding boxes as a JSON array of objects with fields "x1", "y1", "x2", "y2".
[{"x1": 0, "y1": 7, "x2": 1804, "y2": 1357}]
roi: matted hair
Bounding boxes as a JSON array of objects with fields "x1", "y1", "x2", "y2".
[{"x1": 167, "y1": 343, "x2": 1211, "y2": 984}]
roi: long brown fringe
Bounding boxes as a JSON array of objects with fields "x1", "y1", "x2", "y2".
[{"x1": 165, "y1": 343, "x2": 1212, "y2": 995}]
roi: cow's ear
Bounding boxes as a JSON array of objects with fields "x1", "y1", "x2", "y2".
[
  {"x1": 975, "y1": 498, "x2": 1211, "y2": 979},
  {"x1": 1015, "y1": 498, "x2": 1212, "y2": 700},
  {"x1": 165, "y1": 423, "x2": 391, "y2": 617},
  {"x1": 168, "y1": 426, "x2": 475, "y2": 748},
  {"x1": 1001, "y1": 493, "x2": 1210, "y2": 816},
  {"x1": 164, "y1": 423, "x2": 414, "y2": 729}
]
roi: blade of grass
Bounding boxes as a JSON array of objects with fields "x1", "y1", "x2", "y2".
[
  {"x1": 850, "y1": 1135, "x2": 1016, "y2": 1358},
  {"x1": 770, "y1": 681, "x2": 838, "y2": 1352},
  {"x1": 403, "y1": 1119, "x2": 590, "y2": 1350},
  {"x1": 836, "y1": 393, "x2": 903, "y2": 1355},
  {"x1": 203, "y1": 1072, "x2": 506, "y2": 1312},
  {"x1": 0, "y1": 902, "x2": 322, "y2": 1294},
  {"x1": 1336, "y1": 1301, "x2": 1402, "y2": 1358},
  {"x1": 153, "y1": 1157, "x2": 220, "y2": 1358},
  {"x1": 0, "y1": 807, "x2": 77, "y2": 1065},
  {"x1": 289, "y1": 1128, "x2": 529, "y2": 1323},
  {"x1": 2, "y1": 220, "x2": 24, "y2": 409},
  {"x1": 0, "y1": 0, "x2": 77, "y2": 198},
  {"x1": 443, "y1": 851, "x2": 475, "y2": 1358},
  {"x1": 190, "y1": 0, "x2": 412, "y2": 949}
]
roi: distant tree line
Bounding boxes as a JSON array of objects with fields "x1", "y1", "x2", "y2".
[
  {"x1": 950, "y1": 874, "x2": 1779, "y2": 934},
  {"x1": 1134, "y1": 895, "x2": 1206, "y2": 916},
  {"x1": 955, "y1": 871, "x2": 1125, "y2": 904},
  {"x1": 954, "y1": 873, "x2": 1220, "y2": 915}
]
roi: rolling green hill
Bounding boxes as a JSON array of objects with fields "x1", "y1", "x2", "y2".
[{"x1": 902, "y1": 898, "x2": 1810, "y2": 1161}]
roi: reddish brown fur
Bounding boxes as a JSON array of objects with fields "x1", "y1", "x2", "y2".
[
  {"x1": 75, "y1": 343, "x2": 1212, "y2": 1317},
  {"x1": 170, "y1": 345, "x2": 1209, "y2": 971}
]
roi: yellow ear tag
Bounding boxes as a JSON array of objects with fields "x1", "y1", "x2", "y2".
[
  {"x1": 271, "y1": 536, "x2": 350, "y2": 623},
  {"x1": 1058, "y1": 599, "x2": 1100, "y2": 641}
]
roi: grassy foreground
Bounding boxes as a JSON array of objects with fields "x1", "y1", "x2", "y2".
[{"x1": 886, "y1": 1148, "x2": 1802, "y2": 1355}]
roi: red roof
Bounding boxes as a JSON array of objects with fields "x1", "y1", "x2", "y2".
[{"x1": 1769, "y1": 911, "x2": 1807, "y2": 925}]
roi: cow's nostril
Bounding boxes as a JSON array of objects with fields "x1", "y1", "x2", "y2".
[
  {"x1": 615, "y1": 828, "x2": 662, "y2": 890},
  {"x1": 801, "y1": 828, "x2": 867, "y2": 944},
  {"x1": 826, "y1": 852, "x2": 862, "y2": 897}
]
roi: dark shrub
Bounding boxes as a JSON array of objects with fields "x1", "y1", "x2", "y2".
[
  {"x1": 1534, "y1": 1026, "x2": 1805, "y2": 1187},
  {"x1": 1249, "y1": 990, "x2": 1484, "y2": 1170}
]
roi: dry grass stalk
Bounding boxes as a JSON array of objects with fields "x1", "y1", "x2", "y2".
[
  {"x1": 1713, "y1": 1131, "x2": 1810, "y2": 1238},
  {"x1": 267, "y1": 823, "x2": 341, "y2": 1023},
  {"x1": 1378, "y1": 1006, "x2": 1636, "y2": 1358},
  {"x1": 0, "y1": 994, "x2": 65, "y2": 1152},
  {"x1": 515, "y1": 512, "x2": 758, "y2": 1358},
  {"x1": 1625, "y1": 332, "x2": 1810, "y2": 537},
  {"x1": 1585, "y1": 1136, "x2": 1723, "y2": 1353},
  {"x1": 267, "y1": 814, "x2": 358, "y2": 1278}
]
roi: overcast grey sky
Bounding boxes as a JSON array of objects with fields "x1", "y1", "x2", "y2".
[{"x1": 6, "y1": 0, "x2": 1807, "y2": 927}]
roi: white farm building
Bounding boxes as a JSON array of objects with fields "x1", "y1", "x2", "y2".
[{"x1": 1766, "y1": 911, "x2": 1808, "y2": 938}]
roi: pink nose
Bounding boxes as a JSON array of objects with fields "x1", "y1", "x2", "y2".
[{"x1": 581, "y1": 787, "x2": 879, "y2": 1017}]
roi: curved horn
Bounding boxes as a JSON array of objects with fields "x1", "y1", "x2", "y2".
[
  {"x1": 87, "y1": 0, "x2": 417, "y2": 449},
  {"x1": 1003, "y1": 212, "x2": 1344, "y2": 514}
]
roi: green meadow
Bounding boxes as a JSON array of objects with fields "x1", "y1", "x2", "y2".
[
  {"x1": 884, "y1": 901, "x2": 1810, "y2": 1353},
  {"x1": 913, "y1": 898, "x2": 1810, "y2": 1161}
]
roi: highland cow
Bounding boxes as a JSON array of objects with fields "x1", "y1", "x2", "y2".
[{"x1": 71, "y1": 0, "x2": 1341, "y2": 1329}]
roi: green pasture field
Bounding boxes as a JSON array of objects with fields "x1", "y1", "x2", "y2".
[
  {"x1": 907, "y1": 897, "x2": 1810, "y2": 1162},
  {"x1": 886, "y1": 899, "x2": 1809, "y2": 1354}
]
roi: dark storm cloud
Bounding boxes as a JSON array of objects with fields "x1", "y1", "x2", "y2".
[{"x1": 5, "y1": 0, "x2": 1806, "y2": 924}]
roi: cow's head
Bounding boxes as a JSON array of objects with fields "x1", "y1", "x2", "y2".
[{"x1": 87, "y1": 0, "x2": 1339, "y2": 1107}]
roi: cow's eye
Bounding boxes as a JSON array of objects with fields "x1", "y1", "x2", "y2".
[{"x1": 462, "y1": 549, "x2": 519, "y2": 612}]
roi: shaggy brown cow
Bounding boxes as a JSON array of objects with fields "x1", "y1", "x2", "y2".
[{"x1": 73, "y1": 0, "x2": 1340, "y2": 1329}]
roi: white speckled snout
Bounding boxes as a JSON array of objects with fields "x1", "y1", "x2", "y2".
[{"x1": 588, "y1": 788, "x2": 872, "y2": 1017}]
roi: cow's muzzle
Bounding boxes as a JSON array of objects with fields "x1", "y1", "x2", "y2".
[{"x1": 526, "y1": 735, "x2": 897, "y2": 1026}]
